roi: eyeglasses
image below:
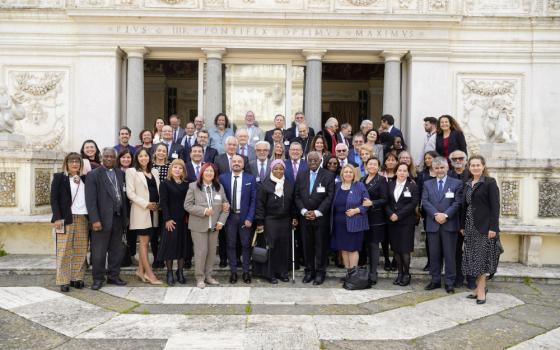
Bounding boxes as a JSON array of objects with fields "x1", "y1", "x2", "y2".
[
  {"x1": 68, "y1": 160, "x2": 81, "y2": 164},
  {"x1": 451, "y1": 157, "x2": 465, "y2": 161},
  {"x1": 336, "y1": 149, "x2": 348, "y2": 153}
]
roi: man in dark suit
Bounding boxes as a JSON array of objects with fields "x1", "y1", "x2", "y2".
[
  {"x1": 180, "y1": 122, "x2": 197, "y2": 148},
  {"x1": 183, "y1": 129, "x2": 217, "y2": 164},
  {"x1": 186, "y1": 144, "x2": 204, "y2": 183},
  {"x1": 85, "y1": 148, "x2": 128, "y2": 291},
  {"x1": 295, "y1": 151, "x2": 335, "y2": 285},
  {"x1": 219, "y1": 155, "x2": 257, "y2": 284},
  {"x1": 292, "y1": 123, "x2": 313, "y2": 156},
  {"x1": 284, "y1": 142, "x2": 307, "y2": 185},
  {"x1": 169, "y1": 114, "x2": 185, "y2": 144},
  {"x1": 337, "y1": 123, "x2": 352, "y2": 149},
  {"x1": 264, "y1": 114, "x2": 287, "y2": 145},
  {"x1": 249, "y1": 141, "x2": 271, "y2": 183},
  {"x1": 380, "y1": 114, "x2": 406, "y2": 150},
  {"x1": 422, "y1": 157, "x2": 463, "y2": 294},
  {"x1": 154, "y1": 125, "x2": 184, "y2": 161},
  {"x1": 335, "y1": 143, "x2": 358, "y2": 167},
  {"x1": 236, "y1": 128, "x2": 257, "y2": 163},
  {"x1": 214, "y1": 136, "x2": 250, "y2": 175},
  {"x1": 316, "y1": 117, "x2": 339, "y2": 155},
  {"x1": 347, "y1": 133, "x2": 364, "y2": 168},
  {"x1": 285, "y1": 112, "x2": 315, "y2": 142}
]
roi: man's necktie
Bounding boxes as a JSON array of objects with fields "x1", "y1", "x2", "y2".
[
  {"x1": 293, "y1": 160, "x2": 298, "y2": 180},
  {"x1": 232, "y1": 176, "x2": 239, "y2": 213},
  {"x1": 309, "y1": 171, "x2": 316, "y2": 194},
  {"x1": 195, "y1": 165, "x2": 200, "y2": 178},
  {"x1": 240, "y1": 146, "x2": 245, "y2": 156},
  {"x1": 187, "y1": 136, "x2": 192, "y2": 146},
  {"x1": 438, "y1": 179, "x2": 444, "y2": 195},
  {"x1": 259, "y1": 162, "x2": 265, "y2": 180}
]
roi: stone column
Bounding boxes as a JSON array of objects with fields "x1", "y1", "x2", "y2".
[
  {"x1": 202, "y1": 48, "x2": 226, "y2": 127},
  {"x1": 303, "y1": 49, "x2": 326, "y2": 133},
  {"x1": 382, "y1": 51, "x2": 405, "y2": 124},
  {"x1": 122, "y1": 47, "x2": 148, "y2": 144}
]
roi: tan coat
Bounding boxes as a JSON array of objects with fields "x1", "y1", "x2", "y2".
[
  {"x1": 184, "y1": 182, "x2": 229, "y2": 232},
  {"x1": 125, "y1": 168, "x2": 160, "y2": 230}
]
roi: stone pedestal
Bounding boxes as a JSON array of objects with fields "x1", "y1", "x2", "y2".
[
  {"x1": 520, "y1": 235, "x2": 543, "y2": 267},
  {"x1": 479, "y1": 142, "x2": 517, "y2": 159}
]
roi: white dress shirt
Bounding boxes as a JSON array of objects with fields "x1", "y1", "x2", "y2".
[
  {"x1": 70, "y1": 177, "x2": 88, "y2": 215},
  {"x1": 394, "y1": 180, "x2": 406, "y2": 201}
]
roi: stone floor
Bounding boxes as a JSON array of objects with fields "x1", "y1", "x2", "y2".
[{"x1": 0, "y1": 255, "x2": 559, "y2": 349}]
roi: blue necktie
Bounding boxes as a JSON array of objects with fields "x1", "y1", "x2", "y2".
[
  {"x1": 438, "y1": 180, "x2": 444, "y2": 195},
  {"x1": 309, "y1": 171, "x2": 317, "y2": 194}
]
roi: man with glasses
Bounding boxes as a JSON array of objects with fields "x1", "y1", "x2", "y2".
[
  {"x1": 286, "y1": 112, "x2": 315, "y2": 141},
  {"x1": 448, "y1": 150, "x2": 470, "y2": 182},
  {"x1": 244, "y1": 111, "x2": 264, "y2": 147},
  {"x1": 335, "y1": 143, "x2": 356, "y2": 167},
  {"x1": 249, "y1": 141, "x2": 271, "y2": 183},
  {"x1": 348, "y1": 133, "x2": 364, "y2": 168},
  {"x1": 293, "y1": 123, "x2": 313, "y2": 156}
]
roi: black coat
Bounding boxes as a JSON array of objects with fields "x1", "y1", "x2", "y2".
[
  {"x1": 385, "y1": 179, "x2": 419, "y2": 226},
  {"x1": 460, "y1": 176, "x2": 500, "y2": 234},
  {"x1": 85, "y1": 166, "x2": 128, "y2": 231},
  {"x1": 436, "y1": 130, "x2": 468, "y2": 158},
  {"x1": 50, "y1": 173, "x2": 87, "y2": 225},
  {"x1": 316, "y1": 129, "x2": 336, "y2": 154},
  {"x1": 255, "y1": 178, "x2": 296, "y2": 224},
  {"x1": 285, "y1": 125, "x2": 315, "y2": 142},
  {"x1": 360, "y1": 174, "x2": 388, "y2": 226},
  {"x1": 159, "y1": 180, "x2": 188, "y2": 223},
  {"x1": 294, "y1": 168, "x2": 335, "y2": 216},
  {"x1": 214, "y1": 153, "x2": 250, "y2": 175}
]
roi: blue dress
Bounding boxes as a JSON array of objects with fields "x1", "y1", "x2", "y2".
[{"x1": 332, "y1": 189, "x2": 364, "y2": 251}]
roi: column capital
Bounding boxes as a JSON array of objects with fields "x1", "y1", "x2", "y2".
[
  {"x1": 381, "y1": 51, "x2": 407, "y2": 62},
  {"x1": 302, "y1": 49, "x2": 327, "y2": 61},
  {"x1": 202, "y1": 48, "x2": 226, "y2": 59},
  {"x1": 121, "y1": 46, "x2": 149, "y2": 59}
]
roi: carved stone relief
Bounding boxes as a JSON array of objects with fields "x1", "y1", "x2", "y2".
[
  {"x1": 0, "y1": 172, "x2": 17, "y2": 207},
  {"x1": 549, "y1": 0, "x2": 560, "y2": 11},
  {"x1": 0, "y1": 0, "x2": 64, "y2": 8},
  {"x1": 7, "y1": 69, "x2": 68, "y2": 150},
  {"x1": 457, "y1": 75, "x2": 521, "y2": 156},
  {"x1": 0, "y1": 85, "x2": 26, "y2": 133},
  {"x1": 34, "y1": 169, "x2": 51, "y2": 206},
  {"x1": 500, "y1": 180, "x2": 519, "y2": 217},
  {"x1": 464, "y1": 0, "x2": 532, "y2": 14},
  {"x1": 538, "y1": 181, "x2": 560, "y2": 217},
  {"x1": 144, "y1": 0, "x2": 197, "y2": 7},
  {"x1": 429, "y1": 0, "x2": 448, "y2": 10}
]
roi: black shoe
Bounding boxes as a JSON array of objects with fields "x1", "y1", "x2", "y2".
[
  {"x1": 176, "y1": 270, "x2": 186, "y2": 284},
  {"x1": 399, "y1": 274, "x2": 411, "y2": 286},
  {"x1": 91, "y1": 280, "x2": 103, "y2": 290},
  {"x1": 278, "y1": 274, "x2": 289, "y2": 283},
  {"x1": 445, "y1": 285, "x2": 455, "y2": 294},
  {"x1": 242, "y1": 272, "x2": 251, "y2": 284},
  {"x1": 219, "y1": 260, "x2": 228, "y2": 268},
  {"x1": 270, "y1": 277, "x2": 278, "y2": 284},
  {"x1": 391, "y1": 259, "x2": 398, "y2": 271},
  {"x1": 393, "y1": 273, "x2": 403, "y2": 285},
  {"x1": 424, "y1": 282, "x2": 441, "y2": 291},
  {"x1": 230, "y1": 272, "x2": 238, "y2": 284},
  {"x1": 302, "y1": 273, "x2": 314, "y2": 284},
  {"x1": 167, "y1": 271, "x2": 175, "y2": 286},
  {"x1": 72, "y1": 281, "x2": 84, "y2": 289},
  {"x1": 312, "y1": 274, "x2": 325, "y2": 286},
  {"x1": 384, "y1": 259, "x2": 391, "y2": 271},
  {"x1": 467, "y1": 287, "x2": 487, "y2": 299},
  {"x1": 422, "y1": 263, "x2": 430, "y2": 272},
  {"x1": 60, "y1": 284, "x2": 70, "y2": 292},
  {"x1": 106, "y1": 277, "x2": 127, "y2": 286}
]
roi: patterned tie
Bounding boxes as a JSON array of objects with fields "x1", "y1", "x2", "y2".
[
  {"x1": 240, "y1": 146, "x2": 245, "y2": 156},
  {"x1": 259, "y1": 161, "x2": 265, "y2": 180},
  {"x1": 309, "y1": 171, "x2": 317, "y2": 194},
  {"x1": 187, "y1": 136, "x2": 192, "y2": 146},
  {"x1": 438, "y1": 179, "x2": 444, "y2": 195},
  {"x1": 293, "y1": 160, "x2": 298, "y2": 180}
]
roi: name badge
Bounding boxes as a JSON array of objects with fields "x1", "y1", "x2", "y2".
[
  {"x1": 214, "y1": 194, "x2": 221, "y2": 200},
  {"x1": 123, "y1": 185, "x2": 126, "y2": 193},
  {"x1": 253, "y1": 136, "x2": 260, "y2": 141},
  {"x1": 445, "y1": 190, "x2": 454, "y2": 199},
  {"x1": 256, "y1": 176, "x2": 261, "y2": 182},
  {"x1": 284, "y1": 140, "x2": 290, "y2": 146},
  {"x1": 317, "y1": 186, "x2": 326, "y2": 193},
  {"x1": 172, "y1": 152, "x2": 178, "y2": 159},
  {"x1": 403, "y1": 191, "x2": 412, "y2": 198}
]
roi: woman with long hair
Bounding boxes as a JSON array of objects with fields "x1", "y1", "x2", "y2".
[
  {"x1": 436, "y1": 114, "x2": 468, "y2": 160},
  {"x1": 380, "y1": 152, "x2": 398, "y2": 182},
  {"x1": 272, "y1": 142, "x2": 286, "y2": 160},
  {"x1": 117, "y1": 148, "x2": 135, "y2": 268},
  {"x1": 153, "y1": 118, "x2": 165, "y2": 144},
  {"x1": 310, "y1": 134, "x2": 331, "y2": 167},
  {"x1": 80, "y1": 139, "x2": 101, "y2": 174}
]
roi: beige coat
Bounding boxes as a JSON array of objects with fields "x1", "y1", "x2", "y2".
[
  {"x1": 184, "y1": 182, "x2": 229, "y2": 232},
  {"x1": 125, "y1": 168, "x2": 160, "y2": 230}
]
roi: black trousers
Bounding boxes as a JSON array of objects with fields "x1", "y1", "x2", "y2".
[
  {"x1": 225, "y1": 213, "x2": 252, "y2": 273},
  {"x1": 427, "y1": 228, "x2": 457, "y2": 286},
  {"x1": 300, "y1": 217, "x2": 329, "y2": 275},
  {"x1": 90, "y1": 215, "x2": 125, "y2": 282}
]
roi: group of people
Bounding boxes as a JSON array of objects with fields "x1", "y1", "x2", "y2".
[{"x1": 51, "y1": 111, "x2": 501, "y2": 303}]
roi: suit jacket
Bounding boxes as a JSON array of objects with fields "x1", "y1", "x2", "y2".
[
  {"x1": 436, "y1": 130, "x2": 468, "y2": 158},
  {"x1": 336, "y1": 132, "x2": 351, "y2": 148},
  {"x1": 385, "y1": 179, "x2": 419, "y2": 225},
  {"x1": 286, "y1": 125, "x2": 315, "y2": 142},
  {"x1": 284, "y1": 159, "x2": 308, "y2": 185},
  {"x1": 172, "y1": 127, "x2": 185, "y2": 144},
  {"x1": 184, "y1": 182, "x2": 229, "y2": 232},
  {"x1": 249, "y1": 158, "x2": 271, "y2": 182},
  {"x1": 360, "y1": 174, "x2": 388, "y2": 226},
  {"x1": 237, "y1": 144, "x2": 256, "y2": 163},
  {"x1": 331, "y1": 181, "x2": 370, "y2": 233},
  {"x1": 219, "y1": 172, "x2": 257, "y2": 223},
  {"x1": 180, "y1": 133, "x2": 197, "y2": 148},
  {"x1": 422, "y1": 176, "x2": 463, "y2": 232},
  {"x1": 152, "y1": 141, "x2": 184, "y2": 161},
  {"x1": 294, "y1": 168, "x2": 335, "y2": 217},
  {"x1": 293, "y1": 136, "x2": 313, "y2": 156},
  {"x1": 203, "y1": 146, "x2": 218, "y2": 164},
  {"x1": 347, "y1": 149, "x2": 362, "y2": 168},
  {"x1": 186, "y1": 161, "x2": 204, "y2": 183},
  {"x1": 255, "y1": 177, "x2": 296, "y2": 224},
  {"x1": 214, "y1": 153, "x2": 250, "y2": 175},
  {"x1": 85, "y1": 166, "x2": 128, "y2": 231},
  {"x1": 50, "y1": 173, "x2": 87, "y2": 225},
  {"x1": 264, "y1": 128, "x2": 288, "y2": 145},
  {"x1": 246, "y1": 125, "x2": 265, "y2": 146},
  {"x1": 125, "y1": 168, "x2": 160, "y2": 230},
  {"x1": 460, "y1": 176, "x2": 500, "y2": 234}
]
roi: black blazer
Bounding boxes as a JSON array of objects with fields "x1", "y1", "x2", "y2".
[
  {"x1": 360, "y1": 174, "x2": 388, "y2": 226},
  {"x1": 385, "y1": 179, "x2": 419, "y2": 225},
  {"x1": 264, "y1": 128, "x2": 289, "y2": 145},
  {"x1": 293, "y1": 136, "x2": 313, "y2": 156},
  {"x1": 294, "y1": 168, "x2": 335, "y2": 216},
  {"x1": 460, "y1": 176, "x2": 500, "y2": 234},
  {"x1": 285, "y1": 125, "x2": 315, "y2": 142},
  {"x1": 254, "y1": 177, "x2": 296, "y2": 225},
  {"x1": 214, "y1": 153, "x2": 250, "y2": 175},
  {"x1": 85, "y1": 167, "x2": 128, "y2": 231},
  {"x1": 436, "y1": 130, "x2": 468, "y2": 158},
  {"x1": 50, "y1": 173, "x2": 87, "y2": 225},
  {"x1": 159, "y1": 180, "x2": 188, "y2": 223},
  {"x1": 185, "y1": 161, "x2": 203, "y2": 183},
  {"x1": 152, "y1": 142, "x2": 184, "y2": 161}
]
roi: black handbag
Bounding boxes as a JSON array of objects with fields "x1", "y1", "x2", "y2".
[
  {"x1": 251, "y1": 231, "x2": 268, "y2": 264},
  {"x1": 343, "y1": 266, "x2": 371, "y2": 290}
]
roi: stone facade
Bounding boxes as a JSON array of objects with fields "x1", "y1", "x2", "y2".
[
  {"x1": 0, "y1": 172, "x2": 16, "y2": 207},
  {"x1": 538, "y1": 181, "x2": 560, "y2": 218},
  {"x1": 500, "y1": 180, "x2": 519, "y2": 218},
  {"x1": 34, "y1": 169, "x2": 51, "y2": 207}
]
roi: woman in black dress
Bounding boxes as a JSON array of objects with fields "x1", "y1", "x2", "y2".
[
  {"x1": 361, "y1": 157, "x2": 388, "y2": 285},
  {"x1": 386, "y1": 163, "x2": 419, "y2": 286},
  {"x1": 461, "y1": 155, "x2": 501, "y2": 304},
  {"x1": 158, "y1": 159, "x2": 189, "y2": 286},
  {"x1": 254, "y1": 159, "x2": 297, "y2": 284}
]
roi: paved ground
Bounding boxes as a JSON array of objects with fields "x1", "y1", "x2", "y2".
[{"x1": 1, "y1": 257, "x2": 559, "y2": 350}]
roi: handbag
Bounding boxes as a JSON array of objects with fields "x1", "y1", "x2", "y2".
[
  {"x1": 496, "y1": 235, "x2": 504, "y2": 255},
  {"x1": 251, "y1": 230, "x2": 268, "y2": 264},
  {"x1": 343, "y1": 266, "x2": 370, "y2": 290}
]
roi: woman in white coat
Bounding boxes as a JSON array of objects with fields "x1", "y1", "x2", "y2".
[{"x1": 125, "y1": 148, "x2": 162, "y2": 285}]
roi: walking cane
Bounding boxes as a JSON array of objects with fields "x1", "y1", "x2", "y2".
[{"x1": 291, "y1": 227, "x2": 295, "y2": 284}]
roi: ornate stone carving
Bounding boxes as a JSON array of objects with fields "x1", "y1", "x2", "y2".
[
  {"x1": 549, "y1": 0, "x2": 560, "y2": 10},
  {"x1": 160, "y1": 0, "x2": 184, "y2": 3},
  {"x1": 399, "y1": 0, "x2": 413, "y2": 8},
  {"x1": 538, "y1": 181, "x2": 560, "y2": 217},
  {"x1": 500, "y1": 180, "x2": 519, "y2": 217},
  {"x1": 0, "y1": 0, "x2": 64, "y2": 8},
  {"x1": 0, "y1": 172, "x2": 17, "y2": 207},
  {"x1": 0, "y1": 85, "x2": 26, "y2": 133},
  {"x1": 34, "y1": 169, "x2": 51, "y2": 206},
  {"x1": 458, "y1": 76, "x2": 520, "y2": 155},
  {"x1": 345, "y1": 0, "x2": 379, "y2": 6},
  {"x1": 429, "y1": 0, "x2": 448, "y2": 9}
]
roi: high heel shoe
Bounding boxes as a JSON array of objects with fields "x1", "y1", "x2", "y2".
[
  {"x1": 466, "y1": 287, "x2": 488, "y2": 299},
  {"x1": 135, "y1": 271, "x2": 147, "y2": 283},
  {"x1": 144, "y1": 274, "x2": 163, "y2": 285},
  {"x1": 476, "y1": 288, "x2": 488, "y2": 305}
]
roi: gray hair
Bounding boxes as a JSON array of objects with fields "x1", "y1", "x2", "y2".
[
  {"x1": 325, "y1": 117, "x2": 338, "y2": 129},
  {"x1": 340, "y1": 123, "x2": 351, "y2": 130},
  {"x1": 432, "y1": 156, "x2": 449, "y2": 168},
  {"x1": 307, "y1": 151, "x2": 321, "y2": 161},
  {"x1": 102, "y1": 147, "x2": 117, "y2": 156},
  {"x1": 449, "y1": 150, "x2": 467, "y2": 159},
  {"x1": 360, "y1": 119, "x2": 373, "y2": 128},
  {"x1": 235, "y1": 128, "x2": 249, "y2": 137},
  {"x1": 290, "y1": 141, "x2": 303, "y2": 150},
  {"x1": 225, "y1": 136, "x2": 238, "y2": 144},
  {"x1": 255, "y1": 140, "x2": 270, "y2": 150},
  {"x1": 298, "y1": 123, "x2": 308, "y2": 131}
]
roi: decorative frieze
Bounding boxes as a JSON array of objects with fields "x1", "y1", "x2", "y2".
[
  {"x1": 0, "y1": 172, "x2": 17, "y2": 207},
  {"x1": 34, "y1": 169, "x2": 51, "y2": 206},
  {"x1": 538, "y1": 181, "x2": 560, "y2": 218},
  {"x1": 500, "y1": 180, "x2": 519, "y2": 217}
]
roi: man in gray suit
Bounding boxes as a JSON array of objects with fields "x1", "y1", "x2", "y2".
[
  {"x1": 244, "y1": 111, "x2": 264, "y2": 147},
  {"x1": 85, "y1": 148, "x2": 128, "y2": 290},
  {"x1": 249, "y1": 141, "x2": 271, "y2": 183},
  {"x1": 236, "y1": 128, "x2": 256, "y2": 163},
  {"x1": 422, "y1": 157, "x2": 463, "y2": 294}
]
